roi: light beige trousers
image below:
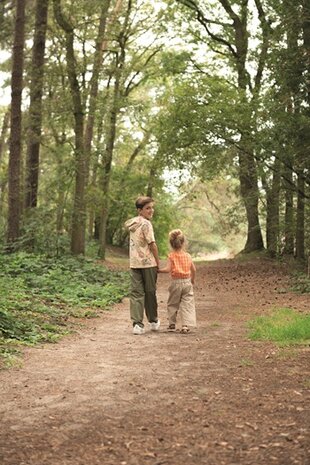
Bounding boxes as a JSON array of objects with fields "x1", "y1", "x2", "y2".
[{"x1": 167, "y1": 278, "x2": 196, "y2": 327}]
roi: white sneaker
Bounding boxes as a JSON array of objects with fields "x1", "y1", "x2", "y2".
[
  {"x1": 133, "y1": 324, "x2": 145, "y2": 335},
  {"x1": 150, "y1": 320, "x2": 160, "y2": 331}
]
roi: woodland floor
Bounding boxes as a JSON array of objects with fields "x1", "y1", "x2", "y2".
[{"x1": 0, "y1": 256, "x2": 309, "y2": 465}]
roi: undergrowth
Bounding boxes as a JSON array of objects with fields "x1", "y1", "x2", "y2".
[
  {"x1": 291, "y1": 272, "x2": 310, "y2": 294},
  {"x1": 248, "y1": 307, "x2": 310, "y2": 346},
  {"x1": 0, "y1": 252, "x2": 130, "y2": 367}
]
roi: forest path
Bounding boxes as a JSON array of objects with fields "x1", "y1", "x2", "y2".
[{"x1": 0, "y1": 258, "x2": 309, "y2": 465}]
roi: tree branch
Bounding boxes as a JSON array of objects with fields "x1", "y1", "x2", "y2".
[
  {"x1": 176, "y1": 0, "x2": 238, "y2": 57},
  {"x1": 253, "y1": 0, "x2": 273, "y2": 94}
]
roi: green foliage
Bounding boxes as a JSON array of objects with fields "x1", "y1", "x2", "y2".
[
  {"x1": 0, "y1": 252, "x2": 130, "y2": 365},
  {"x1": 14, "y1": 207, "x2": 71, "y2": 256},
  {"x1": 248, "y1": 308, "x2": 310, "y2": 345},
  {"x1": 107, "y1": 168, "x2": 152, "y2": 247},
  {"x1": 155, "y1": 74, "x2": 243, "y2": 177},
  {"x1": 106, "y1": 166, "x2": 180, "y2": 255},
  {"x1": 173, "y1": 178, "x2": 247, "y2": 256},
  {"x1": 160, "y1": 51, "x2": 192, "y2": 75},
  {"x1": 152, "y1": 195, "x2": 179, "y2": 256}
]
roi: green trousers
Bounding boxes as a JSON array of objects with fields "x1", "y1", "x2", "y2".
[{"x1": 130, "y1": 267, "x2": 158, "y2": 327}]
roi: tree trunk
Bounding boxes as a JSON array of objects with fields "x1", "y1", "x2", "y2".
[
  {"x1": 87, "y1": 117, "x2": 104, "y2": 240},
  {"x1": 87, "y1": 153, "x2": 99, "y2": 239},
  {"x1": 238, "y1": 146, "x2": 264, "y2": 252},
  {"x1": 84, "y1": 0, "x2": 112, "y2": 185},
  {"x1": 0, "y1": 110, "x2": 10, "y2": 214},
  {"x1": 98, "y1": 71, "x2": 121, "y2": 259},
  {"x1": 98, "y1": 1, "x2": 129, "y2": 259},
  {"x1": 285, "y1": 0, "x2": 304, "y2": 258},
  {"x1": 220, "y1": 0, "x2": 264, "y2": 252},
  {"x1": 146, "y1": 165, "x2": 156, "y2": 198},
  {"x1": 282, "y1": 161, "x2": 295, "y2": 255},
  {"x1": 24, "y1": 0, "x2": 49, "y2": 210},
  {"x1": 0, "y1": 109, "x2": 10, "y2": 166},
  {"x1": 303, "y1": 0, "x2": 310, "y2": 104},
  {"x1": 7, "y1": 0, "x2": 26, "y2": 249},
  {"x1": 266, "y1": 157, "x2": 281, "y2": 257},
  {"x1": 295, "y1": 170, "x2": 305, "y2": 259},
  {"x1": 53, "y1": 0, "x2": 86, "y2": 255}
]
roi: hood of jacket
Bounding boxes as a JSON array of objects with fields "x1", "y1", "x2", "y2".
[{"x1": 124, "y1": 216, "x2": 143, "y2": 232}]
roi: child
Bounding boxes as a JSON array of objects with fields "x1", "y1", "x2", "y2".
[
  {"x1": 124, "y1": 196, "x2": 160, "y2": 335},
  {"x1": 159, "y1": 229, "x2": 196, "y2": 333}
]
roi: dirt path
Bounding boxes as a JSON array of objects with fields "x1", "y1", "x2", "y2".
[{"x1": 0, "y1": 258, "x2": 309, "y2": 465}]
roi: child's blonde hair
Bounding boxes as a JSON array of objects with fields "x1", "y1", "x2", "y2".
[{"x1": 169, "y1": 229, "x2": 185, "y2": 250}]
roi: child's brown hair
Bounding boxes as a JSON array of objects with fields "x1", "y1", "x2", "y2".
[
  {"x1": 135, "y1": 196, "x2": 154, "y2": 210},
  {"x1": 169, "y1": 229, "x2": 185, "y2": 250}
]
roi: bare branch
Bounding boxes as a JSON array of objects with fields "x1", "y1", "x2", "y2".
[
  {"x1": 176, "y1": 0, "x2": 238, "y2": 57},
  {"x1": 124, "y1": 47, "x2": 162, "y2": 96}
]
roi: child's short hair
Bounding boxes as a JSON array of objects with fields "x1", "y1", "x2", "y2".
[
  {"x1": 135, "y1": 196, "x2": 154, "y2": 209},
  {"x1": 169, "y1": 229, "x2": 185, "y2": 250}
]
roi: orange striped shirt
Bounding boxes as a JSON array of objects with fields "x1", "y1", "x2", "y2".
[{"x1": 168, "y1": 250, "x2": 193, "y2": 279}]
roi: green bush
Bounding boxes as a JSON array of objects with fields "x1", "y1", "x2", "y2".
[
  {"x1": 291, "y1": 272, "x2": 310, "y2": 294},
  {"x1": 0, "y1": 253, "x2": 130, "y2": 365}
]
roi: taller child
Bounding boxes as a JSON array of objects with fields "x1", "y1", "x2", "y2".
[{"x1": 125, "y1": 196, "x2": 160, "y2": 335}]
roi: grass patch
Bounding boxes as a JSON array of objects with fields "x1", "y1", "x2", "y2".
[
  {"x1": 248, "y1": 307, "x2": 310, "y2": 346},
  {"x1": 239, "y1": 358, "x2": 254, "y2": 367},
  {"x1": 209, "y1": 322, "x2": 221, "y2": 328},
  {"x1": 0, "y1": 252, "x2": 130, "y2": 367},
  {"x1": 303, "y1": 378, "x2": 310, "y2": 389}
]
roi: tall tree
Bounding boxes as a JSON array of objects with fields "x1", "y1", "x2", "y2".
[
  {"x1": 97, "y1": 0, "x2": 164, "y2": 258},
  {"x1": 7, "y1": 0, "x2": 26, "y2": 249},
  {"x1": 0, "y1": 110, "x2": 10, "y2": 167},
  {"x1": 282, "y1": 157, "x2": 295, "y2": 255},
  {"x1": 98, "y1": 0, "x2": 128, "y2": 259},
  {"x1": 0, "y1": 110, "x2": 10, "y2": 217},
  {"x1": 84, "y1": 0, "x2": 112, "y2": 183},
  {"x1": 175, "y1": 0, "x2": 270, "y2": 252},
  {"x1": 24, "y1": 0, "x2": 49, "y2": 211},
  {"x1": 53, "y1": 0, "x2": 86, "y2": 255},
  {"x1": 264, "y1": 157, "x2": 281, "y2": 257},
  {"x1": 283, "y1": 0, "x2": 306, "y2": 259}
]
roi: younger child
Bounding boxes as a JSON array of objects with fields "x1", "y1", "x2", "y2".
[{"x1": 159, "y1": 229, "x2": 196, "y2": 333}]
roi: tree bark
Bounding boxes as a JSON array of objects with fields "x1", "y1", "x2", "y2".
[
  {"x1": 84, "y1": 0, "x2": 112, "y2": 185},
  {"x1": 0, "y1": 109, "x2": 10, "y2": 166},
  {"x1": 285, "y1": 0, "x2": 305, "y2": 258},
  {"x1": 146, "y1": 164, "x2": 157, "y2": 198},
  {"x1": 238, "y1": 145, "x2": 264, "y2": 252},
  {"x1": 24, "y1": 0, "x2": 49, "y2": 210},
  {"x1": 282, "y1": 160, "x2": 295, "y2": 255},
  {"x1": 98, "y1": 58, "x2": 123, "y2": 259},
  {"x1": 0, "y1": 110, "x2": 10, "y2": 215},
  {"x1": 7, "y1": 0, "x2": 26, "y2": 249},
  {"x1": 87, "y1": 116, "x2": 104, "y2": 239},
  {"x1": 295, "y1": 171, "x2": 305, "y2": 259},
  {"x1": 232, "y1": 0, "x2": 264, "y2": 251},
  {"x1": 53, "y1": 0, "x2": 86, "y2": 255},
  {"x1": 98, "y1": 0, "x2": 129, "y2": 259},
  {"x1": 266, "y1": 157, "x2": 281, "y2": 257}
]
